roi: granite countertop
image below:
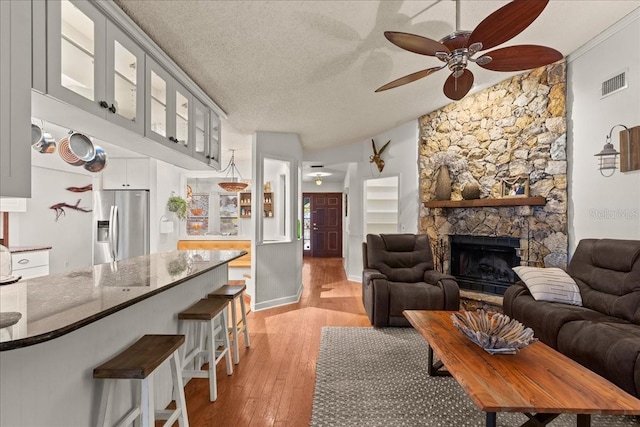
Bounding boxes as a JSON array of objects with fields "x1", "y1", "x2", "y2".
[
  {"x1": 0, "y1": 249, "x2": 246, "y2": 351},
  {"x1": 8, "y1": 246, "x2": 52, "y2": 253}
]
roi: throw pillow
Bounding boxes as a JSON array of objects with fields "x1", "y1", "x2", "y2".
[{"x1": 512, "y1": 266, "x2": 583, "y2": 306}]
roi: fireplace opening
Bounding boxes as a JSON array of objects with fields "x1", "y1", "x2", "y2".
[{"x1": 450, "y1": 235, "x2": 521, "y2": 296}]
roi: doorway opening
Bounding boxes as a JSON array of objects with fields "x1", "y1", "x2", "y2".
[{"x1": 302, "y1": 192, "x2": 343, "y2": 257}]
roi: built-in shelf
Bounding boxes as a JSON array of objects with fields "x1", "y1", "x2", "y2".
[{"x1": 423, "y1": 196, "x2": 546, "y2": 208}]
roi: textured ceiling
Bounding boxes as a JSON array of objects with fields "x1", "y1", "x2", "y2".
[{"x1": 114, "y1": 0, "x2": 640, "y2": 152}]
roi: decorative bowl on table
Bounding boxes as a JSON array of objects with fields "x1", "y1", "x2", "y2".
[{"x1": 451, "y1": 310, "x2": 537, "y2": 355}]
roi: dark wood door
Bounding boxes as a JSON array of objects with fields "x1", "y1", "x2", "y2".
[{"x1": 303, "y1": 192, "x2": 342, "y2": 257}]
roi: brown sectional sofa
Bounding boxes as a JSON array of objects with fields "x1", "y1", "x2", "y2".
[{"x1": 503, "y1": 238, "x2": 640, "y2": 398}]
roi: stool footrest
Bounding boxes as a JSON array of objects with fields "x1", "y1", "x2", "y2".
[
  {"x1": 115, "y1": 407, "x2": 140, "y2": 427},
  {"x1": 156, "y1": 408, "x2": 183, "y2": 427}
]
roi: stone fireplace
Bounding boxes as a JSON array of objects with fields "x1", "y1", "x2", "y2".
[{"x1": 418, "y1": 62, "x2": 569, "y2": 300}]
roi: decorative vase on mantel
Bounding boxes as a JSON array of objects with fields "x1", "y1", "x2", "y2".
[{"x1": 435, "y1": 165, "x2": 452, "y2": 201}]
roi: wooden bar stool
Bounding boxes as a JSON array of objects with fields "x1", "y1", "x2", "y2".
[
  {"x1": 208, "y1": 284, "x2": 251, "y2": 365},
  {"x1": 178, "y1": 298, "x2": 233, "y2": 402},
  {"x1": 93, "y1": 334, "x2": 188, "y2": 427}
]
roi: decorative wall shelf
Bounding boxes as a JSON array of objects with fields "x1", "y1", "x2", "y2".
[{"x1": 423, "y1": 196, "x2": 546, "y2": 208}]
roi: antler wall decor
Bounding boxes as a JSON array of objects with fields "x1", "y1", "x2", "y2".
[{"x1": 370, "y1": 139, "x2": 390, "y2": 173}]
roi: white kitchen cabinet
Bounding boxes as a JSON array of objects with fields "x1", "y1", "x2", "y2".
[
  {"x1": 145, "y1": 57, "x2": 193, "y2": 156},
  {"x1": 192, "y1": 97, "x2": 209, "y2": 163},
  {"x1": 209, "y1": 110, "x2": 222, "y2": 169},
  {"x1": 11, "y1": 250, "x2": 50, "y2": 280},
  {"x1": 0, "y1": 0, "x2": 32, "y2": 198},
  {"x1": 46, "y1": 0, "x2": 145, "y2": 134},
  {"x1": 102, "y1": 158, "x2": 150, "y2": 190}
]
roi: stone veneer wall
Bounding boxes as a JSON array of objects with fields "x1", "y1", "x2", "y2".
[{"x1": 418, "y1": 62, "x2": 568, "y2": 271}]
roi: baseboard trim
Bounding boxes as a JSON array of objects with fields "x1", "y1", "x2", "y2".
[
  {"x1": 253, "y1": 283, "x2": 303, "y2": 311},
  {"x1": 348, "y1": 274, "x2": 362, "y2": 283}
]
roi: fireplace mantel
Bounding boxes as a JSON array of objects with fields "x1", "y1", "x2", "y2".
[{"x1": 423, "y1": 196, "x2": 546, "y2": 209}]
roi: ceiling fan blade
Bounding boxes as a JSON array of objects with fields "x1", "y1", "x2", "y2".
[
  {"x1": 479, "y1": 45, "x2": 563, "y2": 71},
  {"x1": 384, "y1": 31, "x2": 450, "y2": 56},
  {"x1": 468, "y1": 0, "x2": 550, "y2": 51},
  {"x1": 375, "y1": 67, "x2": 443, "y2": 92},
  {"x1": 443, "y1": 69, "x2": 474, "y2": 101}
]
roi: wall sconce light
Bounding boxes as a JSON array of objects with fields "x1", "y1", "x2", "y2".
[
  {"x1": 594, "y1": 124, "x2": 640, "y2": 177},
  {"x1": 315, "y1": 174, "x2": 323, "y2": 186}
]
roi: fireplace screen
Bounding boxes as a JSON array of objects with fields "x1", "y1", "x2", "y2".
[{"x1": 450, "y1": 235, "x2": 521, "y2": 295}]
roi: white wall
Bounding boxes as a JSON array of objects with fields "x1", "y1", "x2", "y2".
[
  {"x1": 567, "y1": 9, "x2": 640, "y2": 253},
  {"x1": 307, "y1": 119, "x2": 420, "y2": 281},
  {"x1": 9, "y1": 150, "x2": 94, "y2": 273},
  {"x1": 150, "y1": 158, "x2": 185, "y2": 253},
  {"x1": 301, "y1": 181, "x2": 344, "y2": 193},
  {"x1": 251, "y1": 131, "x2": 303, "y2": 310}
]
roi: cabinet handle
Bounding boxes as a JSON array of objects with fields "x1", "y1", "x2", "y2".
[
  {"x1": 17, "y1": 259, "x2": 29, "y2": 265},
  {"x1": 109, "y1": 104, "x2": 117, "y2": 114},
  {"x1": 206, "y1": 155, "x2": 211, "y2": 159},
  {"x1": 99, "y1": 100, "x2": 109, "y2": 109}
]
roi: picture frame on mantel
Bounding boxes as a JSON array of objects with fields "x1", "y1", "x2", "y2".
[{"x1": 501, "y1": 177, "x2": 530, "y2": 198}]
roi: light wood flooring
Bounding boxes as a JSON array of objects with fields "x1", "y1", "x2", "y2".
[{"x1": 182, "y1": 257, "x2": 370, "y2": 426}]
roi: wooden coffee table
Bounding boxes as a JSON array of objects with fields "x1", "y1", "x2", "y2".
[{"x1": 404, "y1": 310, "x2": 640, "y2": 427}]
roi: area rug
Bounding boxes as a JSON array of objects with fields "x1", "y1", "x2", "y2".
[{"x1": 310, "y1": 327, "x2": 639, "y2": 427}]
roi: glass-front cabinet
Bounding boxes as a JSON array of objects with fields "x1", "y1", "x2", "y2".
[
  {"x1": 145, "y1": 57, "x2": 192, "y2": 156},
  {"x1": 192, "y1": 98, "x2": 209, "y2": 163},
  {"x1": 106, "y1": 23, "x2": 144, "y2": 133},
  {"x1": 209, "y1": 111, "x2": 221, "y2": 169},
  {"x1": 47, "y1": 0, "x2": 145, "y2": 134}
]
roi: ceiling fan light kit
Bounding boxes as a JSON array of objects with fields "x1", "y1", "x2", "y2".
[{"x1": 376, "y1": 0, "x2": 563, "y2": 101}]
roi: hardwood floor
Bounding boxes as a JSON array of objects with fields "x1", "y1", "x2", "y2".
[{"x1": 183, "y1": 257, "x2": 370, "y2": 426}]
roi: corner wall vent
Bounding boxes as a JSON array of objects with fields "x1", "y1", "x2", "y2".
[{"x1": 601, "y1": 71, "x2": 627, "y2": 98}]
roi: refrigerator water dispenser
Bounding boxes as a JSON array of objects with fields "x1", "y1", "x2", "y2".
[{"x1": 97, "y1": 221, "x2": 109, "y2": 242}]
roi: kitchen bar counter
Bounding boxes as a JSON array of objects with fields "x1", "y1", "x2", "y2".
[
  {"x1": 0, "y1": 249, "x2": 245, "y2": 351},
  {"x1": 0, "y1": 249, "x2": 245, "y2": 426}
]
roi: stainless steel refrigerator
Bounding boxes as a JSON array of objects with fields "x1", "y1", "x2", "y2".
[{"x1": 93, "y1": 190, "x2": 150, "y2": 265}]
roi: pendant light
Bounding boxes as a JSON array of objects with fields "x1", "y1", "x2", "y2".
[{"x1": 218, "y1": 150, "x2": 248, "y2": 192}]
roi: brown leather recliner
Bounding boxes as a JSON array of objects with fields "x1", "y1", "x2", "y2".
[{"x1": 362, "y1": 234, "x2": 460, "y2": 327}]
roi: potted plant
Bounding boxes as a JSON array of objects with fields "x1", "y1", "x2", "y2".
[{"x1": 167, "y1": 195, "x2": 187, "y2": 220}]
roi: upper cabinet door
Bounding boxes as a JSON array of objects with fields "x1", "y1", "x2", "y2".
[
  {"x1": 209, "y1": 110, "x2": 221, "y2": 169},
  {"x1": 192, "y1": 97, "x2": 209, "y2": 163},
  {"x1": 47, "y1": 0, "x2": 106, "y2": 117},
  {"x1": 105, "y1": 22, "x2": 145, "y2": 134},
  {"x1": 172, "y1": 81, "x2": 192, "y2": 156},
  {"x1": 145, "y1": 56, "x2": 172, "y2": 146},
  {"x1": 145, "y1": 57, "x2": 193, "y2": 156}
]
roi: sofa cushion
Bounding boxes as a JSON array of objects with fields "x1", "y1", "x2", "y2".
[
  {"x1": 558, "y1": 320, "x2": 640, "y2": 398},
  {"x1": 513, "y1": 266, "x2": 582, "y2": 306},
  {"x1": 568, "y1": 239, "x2": 640, "y2": 324},
  {"x1": 367, "y1": 234, "x2": 434, "y2": 283},
  {"x1": 506, "y1": 291, "x2": 615, "y2": 349},
  {"x1": 388, "y1": 281, "x2": 443, "y2": 317}
]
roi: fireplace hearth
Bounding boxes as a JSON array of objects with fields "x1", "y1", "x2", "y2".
[{"x1": 450, "y1": 235, "x2": 521, "y2": 296}]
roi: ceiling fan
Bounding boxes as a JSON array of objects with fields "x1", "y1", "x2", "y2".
[{"x1": 375, "y1": 0, "x2": 563, "y2": 101}]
